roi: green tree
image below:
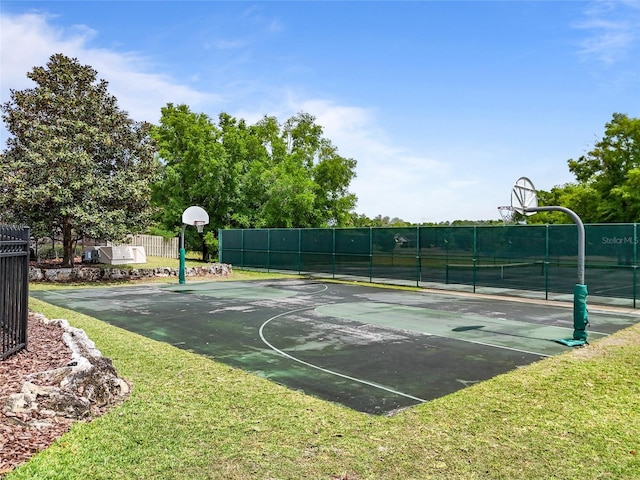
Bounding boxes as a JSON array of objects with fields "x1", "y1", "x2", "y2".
[
  {"x1": 151, "y1": 104, "x2": 234, "y2": 259},
  {"x1": 248, "y1": 112, "x2": 357, "y2": 228},
  {"x1": 218, "y1": 114, "x2": 279, "y2": 228},
  {"x1": 572, "y1": 113, "x2": 640, "y2": 222},
  {"x1": 0, "y1": 54, "x2": 159, "y2": 266},
  {"x1": 152, "y1": 107, "x2": 218, "y2": 220},
  {"x1": 528, "y1": 184, "x2": 602, "y2": 224},
  {"x1": 152, "y1": 108, "x2": 358, "y2": 235},
  {"x1": 347, "y1": 212, "x2": 374, "y2": 227},
  {"x1": 535, "y1": 113, "x2": 639, "y2": 224}
]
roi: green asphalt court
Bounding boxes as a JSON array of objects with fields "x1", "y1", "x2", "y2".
[{"x1": 31, "y1": 279, "x2": 640, "y2": 414}]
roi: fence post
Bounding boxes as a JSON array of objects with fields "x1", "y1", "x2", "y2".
[
  {"x1": 20, "y1": 228, "x2": 29, "y2": 349},
  {"x1": 241, "y1": 229, "x2": 245, "y2": 268},
  {"x1": 267, "y1": 229, "x2": 271, "y2": 273},
  {"x1": 332, "y1": 228, "x2": 336, "y2": 279},
  {"x1": 297, "y1": 228, "x2": 302, "y2": 274},
  {"x1": 416, "y1": 226, "x2": 421, "y2": 287},
  {"x1": 369, "y1": 227, "x2": 373, "y2": 283},
  {"x1": 634, "y1": 223, "x2": 637, "y2": 309},
  {"x1": 545, "y1": 224, "x2": 550, "y2": 301},
  {"x1": 472, "y1": 226, "x2": 477, "y2": 293}
]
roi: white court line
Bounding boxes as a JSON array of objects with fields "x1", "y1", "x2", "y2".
[
  {"x1": 299, "y1": 284, "x2": 330, "y2": 295},
  {"x1": 259, "y1": 306, "x2": 427, "y2": 404},
  {"x1": 423, "y1": 333, "x2": 553, "y2": 358},
  {"x1": 590, "y1": 284, "x2": 632, "y2": 295},
  {"x1": 40, "y1": 290, "x2": 67, "y2": 296}
]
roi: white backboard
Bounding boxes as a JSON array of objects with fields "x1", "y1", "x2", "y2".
[
  {"x1": 511, "y1": 177, "x2": 538, "y2": 216},
  {"x1": 182, "y1": 206, "x2": 210, "y2": 226}
]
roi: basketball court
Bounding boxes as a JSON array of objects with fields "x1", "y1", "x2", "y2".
[{"x1": 31, "y1": 279, "x2": 639, "y2": 414}]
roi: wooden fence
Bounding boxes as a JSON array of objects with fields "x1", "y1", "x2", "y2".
[{"x1": 110, "y1": 234, "x2": 179, "y2": 259}]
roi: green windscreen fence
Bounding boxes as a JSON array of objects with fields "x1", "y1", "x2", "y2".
[{"x1": 220, "y1": 224, "x2": 639, "y2": 307}]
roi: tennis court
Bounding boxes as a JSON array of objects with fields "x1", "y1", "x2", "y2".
[{"x1": 31, "y1": 279, "x2": 639, "y2": 414}]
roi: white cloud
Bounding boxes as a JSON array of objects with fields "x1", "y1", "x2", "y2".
[
  {"x1": 0, "y1": 11, "x2": 510, "y2": 223},
  {"x1": 209, "y1": 39, "x2": 246, "y2": 50},
  {"x1": 0, "y1": 12, "x2": 92, "y2": 99},
  {"x1": 0, "y1": 11, "x2": 220, "y2": 133},
  {"x1": 261, "y1": 96, "x2": 488, "y2": 222},
  {"x1": 231, "y1": 91, "x2": 506, "y2": 222},
  {"x1": 574, "y1": 0, "x2": 640, "y2": 64},
  {"x1": 84, "y1": 51, "x2": 221, "y2": 123}
]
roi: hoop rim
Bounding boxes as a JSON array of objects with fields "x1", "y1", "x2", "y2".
[
  {"x1": 193, "y1": 220, "x2": 206, "y2": 233},
  {"x1": 497, "y1": 205, "x2": 516, "y2": 224}
]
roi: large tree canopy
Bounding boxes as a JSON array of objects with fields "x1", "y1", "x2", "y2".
[
  {"x1": 151, "y1": 105, "x2": 357, "y2": 243},
  {"x1": 568, "y1": 113, "x2": 640, "y2": 223},
  {"x1": 531, "y1": 113, "x2": 640, "y2": 224},
  {"x1": 0, "y1": 54, "x2": 159, "y2": 266}
]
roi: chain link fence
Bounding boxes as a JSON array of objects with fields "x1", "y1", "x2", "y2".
[{"x1": 220, "y1": 224, "x2": 639, "y2": 307}]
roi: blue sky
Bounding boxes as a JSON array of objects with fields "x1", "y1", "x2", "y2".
[{"x1": 1, "y1": 1, "x2": 639, "y2": 223}]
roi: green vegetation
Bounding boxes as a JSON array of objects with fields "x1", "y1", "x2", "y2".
[
  {"x1": 532, "y1": 113, "x2": 640, "y2": 224},
  {"x1": 2, "y1": 54, "x2": 637, "y2": 273},
  {"x1": 0, "y1": 54, "x2": 160, "y2": 267},
  {"x1": 9, "y1": 289, "x2": 640, "y2": 479},
  {"x1": 150, "y1": 105, "x2": 358, "y2": 258}
]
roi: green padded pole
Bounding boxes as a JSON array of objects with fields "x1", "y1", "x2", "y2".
[
  {"x1": 573, "y1": 284, "x2": 589, "y2": 341},
  {"x1": 179, "y1": 225, "x2": 186, "y2": 284},
  {"x1": 179, "y1": 248, "x2": 186, "y2": 284}
]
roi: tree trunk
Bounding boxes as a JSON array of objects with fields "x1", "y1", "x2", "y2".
[
  {"x1": 201, "y1": 233, "x2": 207, "y2": 262},
  {"x1": 62, "y1": 217, "x2": 74, "y2": 267}
]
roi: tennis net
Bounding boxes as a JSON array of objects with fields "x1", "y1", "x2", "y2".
[{"x1": 445, "y1": 261, "x2": 544, "y2": 284}]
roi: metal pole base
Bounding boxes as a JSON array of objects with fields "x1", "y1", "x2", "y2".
[
  {"x1": 556, "y1": 284, "x2": 589, "y2": 347},
  {"x1": 555, "y1": 338, "x2": 587, "y2": 347},
  {"x1": 179, "y1": 248, "x2": 186, "y2": 284}
]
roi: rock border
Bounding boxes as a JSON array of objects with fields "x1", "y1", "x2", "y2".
[
  {"x1": 3, "y1": 314, "x2": 130, "y2": 424},
  {"x1": 29, "y1": 262, "x2": 232, "y2": 282}
]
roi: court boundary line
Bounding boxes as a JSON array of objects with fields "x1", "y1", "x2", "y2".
[
  {"x1": 259, "y1": 306, "x2": 427, "y2": 404},
  {"x1": 419, "y1": 332, "x2": 552, "y2": 357}
]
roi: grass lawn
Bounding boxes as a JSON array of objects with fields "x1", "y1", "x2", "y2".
[
  {"x1": 8, "y1": 276, "x2": 640, "y2": 479},
  {"x1": 93, "y1": 253, "x2": 210, "y2": 270}
]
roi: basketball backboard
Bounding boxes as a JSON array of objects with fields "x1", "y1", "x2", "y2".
[
  {"x1": 511, "y1": 177, "x2": 538, "y2": 216},
  {"x1": 182, "y1": 206, "x2": 209, "y2": 226}
]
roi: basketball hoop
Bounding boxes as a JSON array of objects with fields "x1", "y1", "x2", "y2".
[
  {"x1": 497, "y1": 206, "x2": 516, "y2": 225},
  {"x1": 194, "y1": 221, "x2": 205, "y2": 233},
  {"x1": 182, "y1": 206, "x2": 209, "y2": 234},
  {"x1": 179, "y1": 206, "x2": 210, "y2": 284}
]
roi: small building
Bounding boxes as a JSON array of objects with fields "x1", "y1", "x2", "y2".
[{"x1": 82, "y1": 246, "x2": 147, "y2": 265}]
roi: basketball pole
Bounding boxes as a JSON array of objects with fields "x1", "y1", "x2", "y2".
[
  {"x1": 525, "y1": 205, "x2": 588, "y2": 346},
  {"x1": 179, "y1": 206, "x2": 210, "y2": 285},
  {"x1": 179, "y1": 225, "x2": 186, "y2": 284}
]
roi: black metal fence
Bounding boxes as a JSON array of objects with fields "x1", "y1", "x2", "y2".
[{"x1": 1, "y1": 225, "x2": 30, "y2": 360}]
